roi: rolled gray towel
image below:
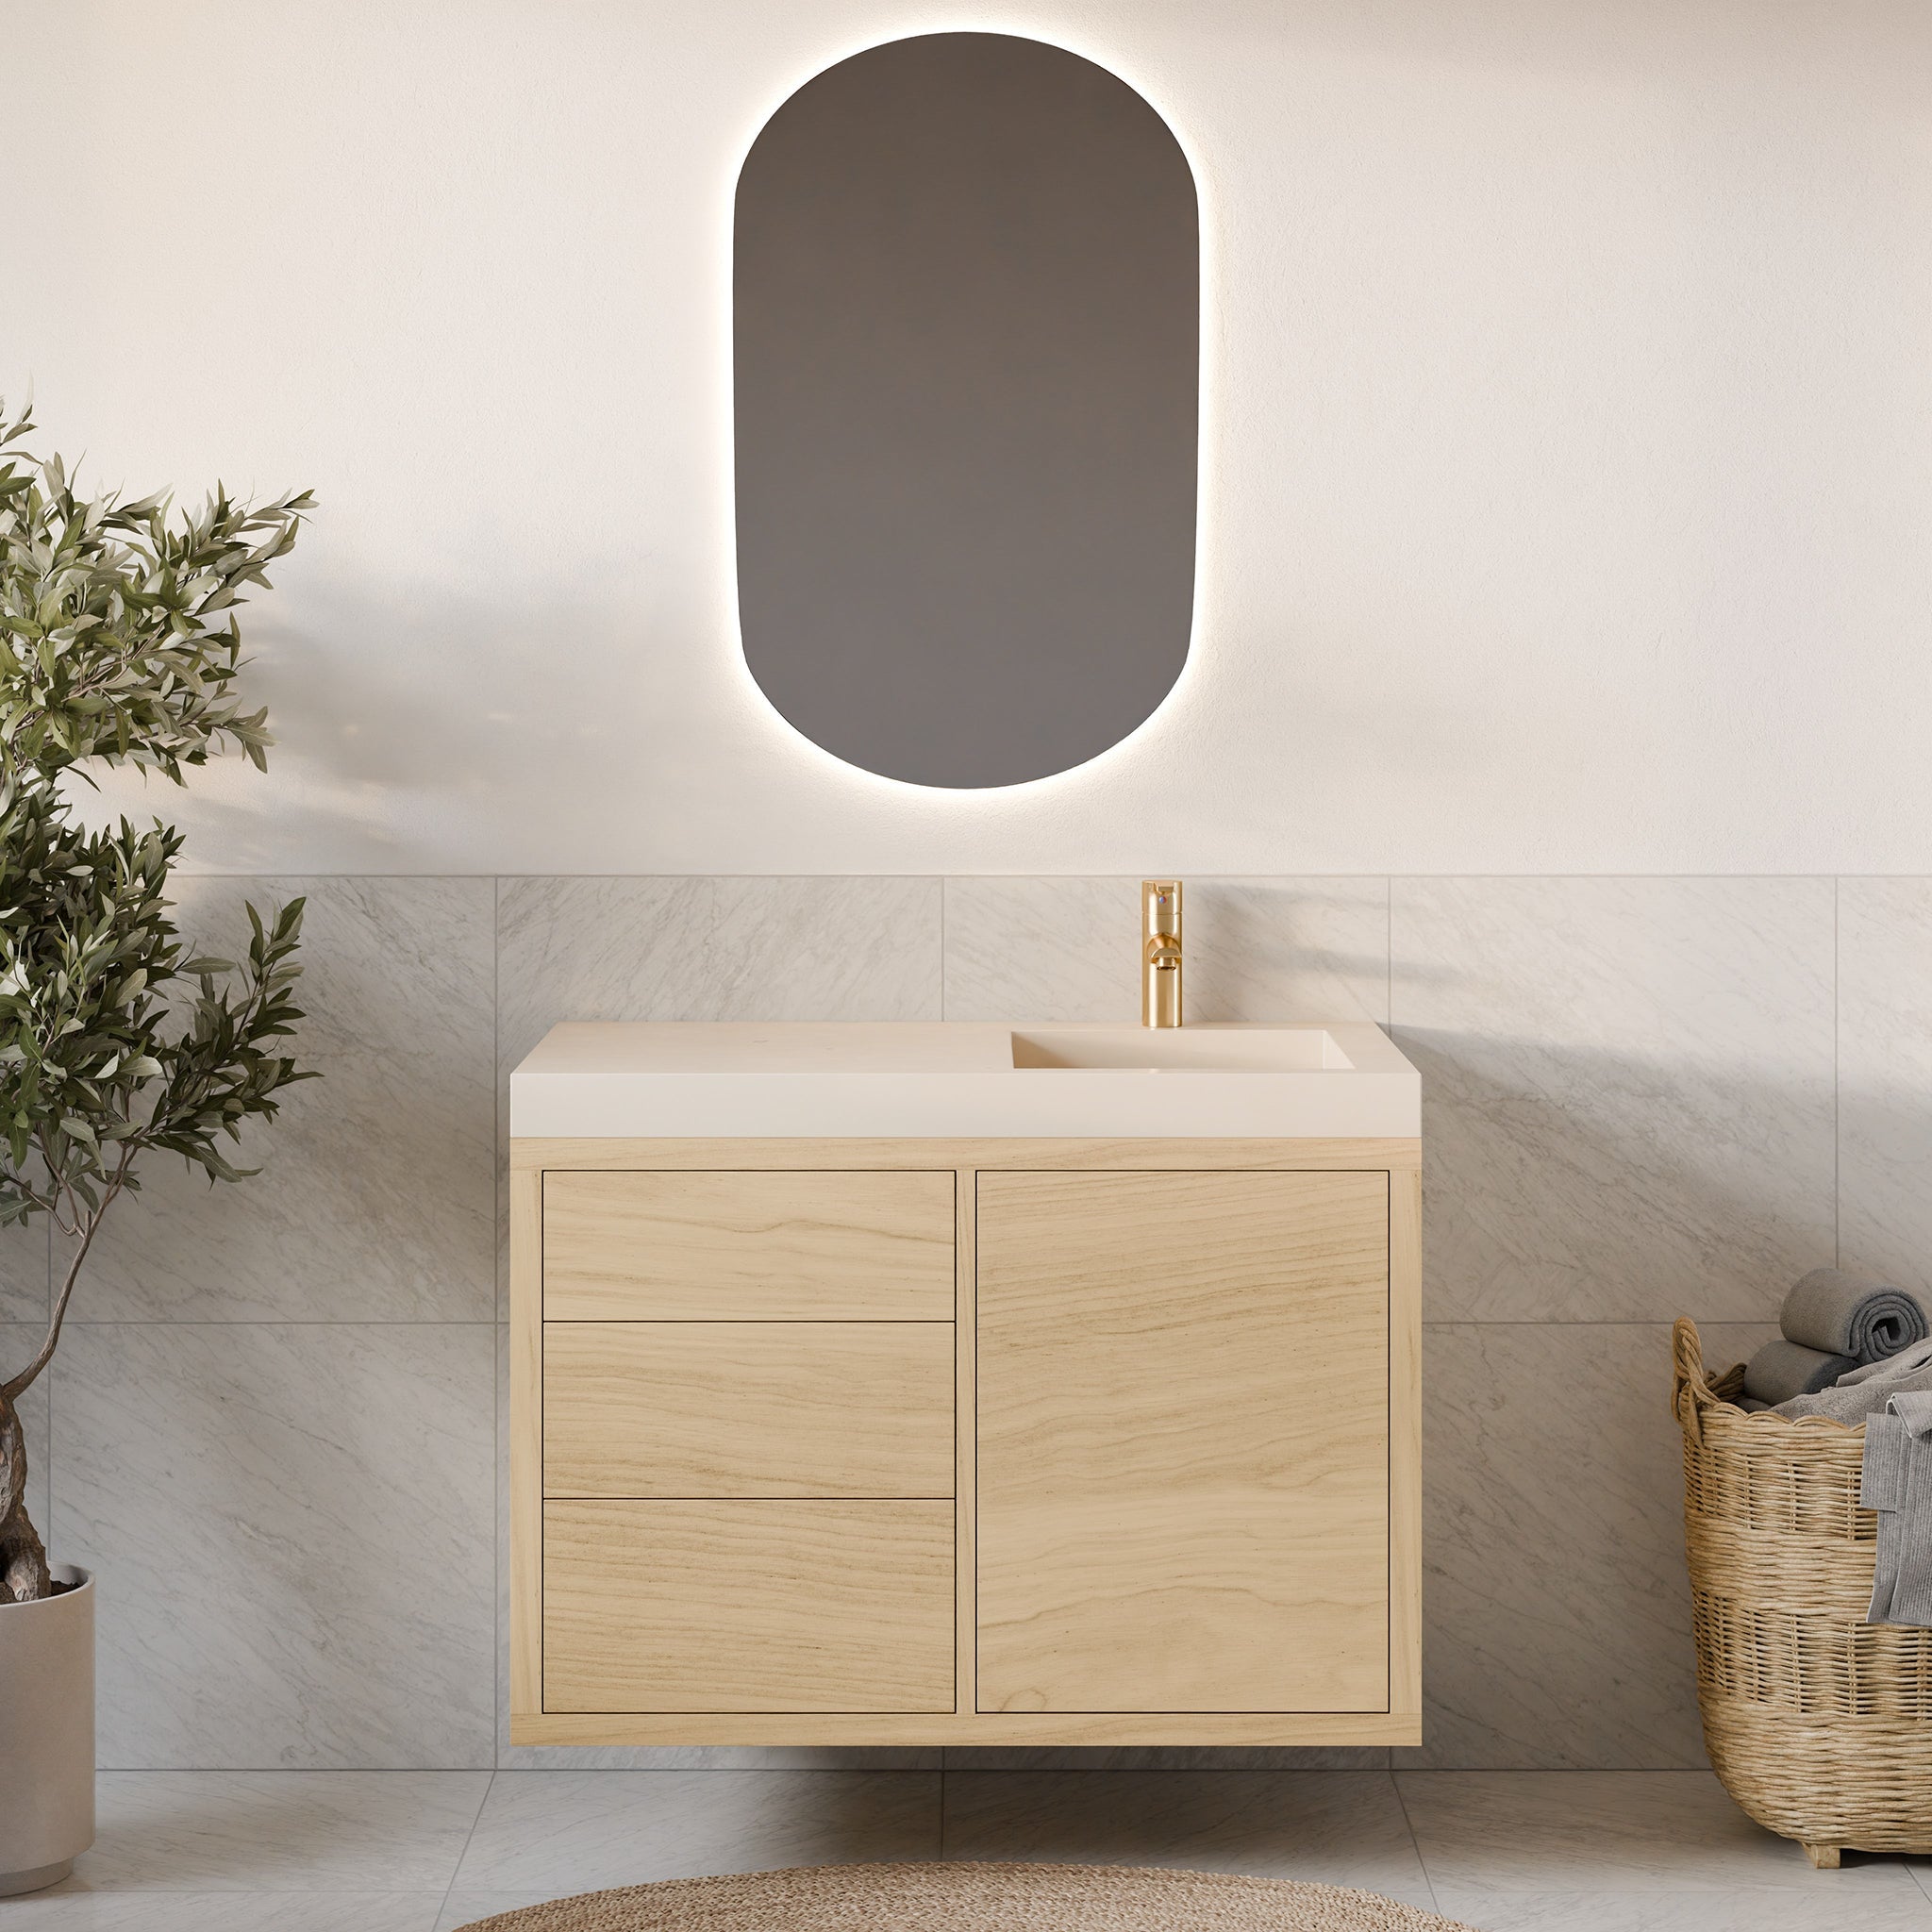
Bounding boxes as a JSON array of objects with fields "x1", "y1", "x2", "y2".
[
  {"x1": 1743, "y1": 1336, "x2": 1858, "y2": 1406},
  {"x1": 1782, "y1": 1267, "x2": 1928, "y2": 1363},
  {"x1": 1778, "y1": 1338, "x2": 1932, "y2": 1424}
]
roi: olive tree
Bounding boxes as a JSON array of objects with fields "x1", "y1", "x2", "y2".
[{"x1": 0, "y1": 403, "x2": 316, "y2": 1601}]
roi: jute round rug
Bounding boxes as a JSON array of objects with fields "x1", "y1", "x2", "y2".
[{"x1": 451, "y1": 1862, "x2": 1474, "y2": 1931}]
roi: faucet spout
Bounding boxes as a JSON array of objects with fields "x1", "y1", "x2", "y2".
[{"x1": 1141, "y1": 879, "x2": 1183, "y2": 1028}]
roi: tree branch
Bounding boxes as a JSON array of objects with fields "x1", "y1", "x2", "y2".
[{"x1": 2, "y1": 1144, "x2": 130, "y2": 1402}]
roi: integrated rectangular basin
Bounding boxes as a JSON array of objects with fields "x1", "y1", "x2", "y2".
[
  {"x1": 511, "y1": 1021, "x2": 1419, "y2": 1141},
  {"x1": 1010, "y1": 1027, "x2": 1352, "y2": 1072}
]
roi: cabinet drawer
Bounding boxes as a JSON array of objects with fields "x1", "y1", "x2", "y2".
[
  {"x1": 543, "y1": 1499, "x2": 955, "y2": 1711},
  {"x1": 542, "y1": 1170, "x2": 955, "y2": 1319},
  {"x1": 543, "y1": 1322, "x2": 954, "y2": 1497}
]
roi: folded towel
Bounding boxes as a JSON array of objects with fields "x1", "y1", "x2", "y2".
[
  {"x1": 1862, "y1": 1390, "x2": 1932, "y2": 1627},
  {"x1": 1782, "y1": 1267, "x2": 1928, "y2": 1363},
  {"x1": 1743, "y1": 1337, "x2": 1858, "y2": 1406},
  {"x1": 1777, "y1": 1337, "x2": 1932, "y2": 1424}
]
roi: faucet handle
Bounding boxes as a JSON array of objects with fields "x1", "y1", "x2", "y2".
[{"x1": 1141, "y1": 881, "x2": 1183, "y2": 1027}]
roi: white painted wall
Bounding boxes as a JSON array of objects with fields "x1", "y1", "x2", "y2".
[{"x1": 9, "y1": 0, "x2": 1932, "y2": 874}]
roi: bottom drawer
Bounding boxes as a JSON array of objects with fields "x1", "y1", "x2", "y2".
[{"x1": 543, "y1": 1499, "x2": 955, "y2": 1712}]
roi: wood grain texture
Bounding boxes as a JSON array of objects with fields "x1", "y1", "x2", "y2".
[
  {"x1": 542, "y1": 1322, "x2": 954, "y2": 1497},
  {"x1": 508, "y1": 1166, "x2": 543, "y2": 1724},
  {"x1": 954, "y1": 1164, "x2": 977, "y2": 1719},
  {"x1": 975, "y1": 1168, "x2": 1391, "y2": 1714},
  {"x1": 512, "y1": 1136, "x2": 1422, "y2": 1745},
  {"x1": 516, "y1": 1137, "x2": 1422, "y2": 1173},
  {"x1": 511, "y1": 1709, "x2": 1422, "y2": 1746},
  {"x1": 542, "y1": 1499, "x2": 955, "y2": 1712},
  {"x1": 542, "y1": 1168, "x2": 956, "y2": 1319},
  {"x1": 1389, "y1": 1163, "x2": 1423, "y2": 1718}
]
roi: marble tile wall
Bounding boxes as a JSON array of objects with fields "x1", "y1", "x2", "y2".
[
  {"x1": 16, "y1": 871, "x2": 1920, "y2": 1771},
  {"x1": 20, "y1": 877, "x2": 501, "y2": 1770}
]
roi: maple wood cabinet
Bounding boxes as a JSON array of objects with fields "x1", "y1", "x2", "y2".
[{"x1": 510, "y1": 1138, "x2": 1419, "y2": 1746}]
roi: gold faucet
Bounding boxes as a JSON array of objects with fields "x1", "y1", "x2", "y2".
[{"x1": 1141, "y1": 880, "x2": 1183, "y2": 1027}]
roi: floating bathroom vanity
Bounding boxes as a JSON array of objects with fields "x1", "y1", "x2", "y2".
[{"x1": 509, "y1": 1021, "x2": 1421, "y2": 1746}]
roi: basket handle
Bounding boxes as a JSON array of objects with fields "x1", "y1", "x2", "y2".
[{"x1": 1673, "y1": 1316, "x2": 1721, "y2": 1446}]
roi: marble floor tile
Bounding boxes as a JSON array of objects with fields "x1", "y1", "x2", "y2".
[
  {"x1": 11, "y1": 1770, "x2": 1924, "y2": 1932},
  {"x1": 1839, "y1": 878, "x2": 1932, "y2": 1303},
  {"x1": 938, "y1": 1771, "x2": 1434, "y2": 1907},
  {"x1": 2, "y1": 1895, "x2": 447, "y2": 1931},
  {"x1": 941, "y1": 1748, "x2": 1391, "y2": 1770},
  {"x1": 1431, "y1": 1890, "x2": 1930, "y2": 1930},
  {"x1": 1395, "y1": 1323, "x2": 1779, "y2": 1770},
  {"x1": 1391, "y1": 875, "x2": 1836, "y2": 1322},
  {"x1": 68, "y1": 1771, "x2": 489, "y2": 1890},
  {"x1": 494, "y1": 1744, "x2": 947, "y2": 1771},
  {"x1": 1399, "y1": 1771, "x2": 1932, "y2": 1927},
  {"x1": 941, "y1": 877, "x2": 1390, "y2": 1023},
  {"x1": 77, "y1": 876, "x2": 495, "y2": 1322},
  {"x1": 451, "y1": 1771, "x2": 941, "y2": 1891},
  {"x1": 53, "y1": 1325, "x2": 495, "y2": 1768},
  {"x1": 439, "y1": 1897, "x2": 556, "y2": 1932}
]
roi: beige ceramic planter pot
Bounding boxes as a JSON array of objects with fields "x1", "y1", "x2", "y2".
[{"x1": 0, "y1": 1566, "x2": 94, "y2": 1895}]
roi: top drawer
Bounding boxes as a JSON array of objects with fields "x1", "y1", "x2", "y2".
[{"x1": 542, "y1": 1169, "x2": 956, "y2": 1320}]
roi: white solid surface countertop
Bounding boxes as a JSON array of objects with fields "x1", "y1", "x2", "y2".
[{"x1": 509, "y1": 1021, "x2": 1421, "y2": 1140}]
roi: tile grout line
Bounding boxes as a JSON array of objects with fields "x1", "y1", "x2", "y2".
[
  {"x1": 59, "y1": 1319, "x2": 502, "y2": 1328},
  {"x1": 1907, "y1": 1860, "x2": 1932, "y2": 1915},
  {"x1": 163, "y1": 869, "x2": 1905, "y2": 881},
  {"x1": 1417, "y1": 1318, "x2": 1779, "y2": 1328},
  {"x1": 85, "y1": 1761, "x2": 1746, "y2": 1774},
  {"x1": 438, "y1": 1767, "x2": 497, "y2": 1922},
  {"x1": 1386, "y1": 1768, "x2": 1442, "y2": 1914},
  {"x1": 42, "y1": 1317, "x2": 1786, "y2": 1329}
]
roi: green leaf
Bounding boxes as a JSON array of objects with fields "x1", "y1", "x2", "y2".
[{"x1": 0, "y1": 400, "x2": 320, "y2": 1346}]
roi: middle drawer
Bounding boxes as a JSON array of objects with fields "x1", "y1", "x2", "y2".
[{"x1": 543, "y1": 1321, "x2": 955, "y2": 1498}]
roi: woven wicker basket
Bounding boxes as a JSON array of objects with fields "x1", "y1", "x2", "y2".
[{"x1": 1673, "y1": 1317, "x2": 1932, "y2": 1867}]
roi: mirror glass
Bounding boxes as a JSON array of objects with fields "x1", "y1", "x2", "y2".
[{"x1": 734, "y1": 32, "x2": 1199, "y2": 789}]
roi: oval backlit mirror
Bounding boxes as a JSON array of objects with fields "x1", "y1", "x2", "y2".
[{"x1": 734, "y1": 31, "x2": 1200, "y2": 789}]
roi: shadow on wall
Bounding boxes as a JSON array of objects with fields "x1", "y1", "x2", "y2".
[
  {"x1": 77, "y1": 575, "x2": 697, "y2": 871},
  {"x1": 1393, "y1": 1027, "x2": 1835, "y2": 1325},
  {"x1": 1186, "y1": 883, "x2": 1389, "y2": 1024},
  {"x1": 1391, "y1": 1025, "x2": 1815, "y2": 1767},
  {"x1": 1838, "y1": 1074, "x2": 1932, "y2": 1305},
  {"x1": 1360, "y1": 1000, "x2": 1832, "y2": 1765},
  {"x1": 1407, "y1": 1306, "x2": 1721, "y2": 1769}
]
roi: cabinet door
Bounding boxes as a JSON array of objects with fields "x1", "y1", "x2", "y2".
[{"x1": 976, "y1": 1169, "x2": 1389, "y2": 1713}]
